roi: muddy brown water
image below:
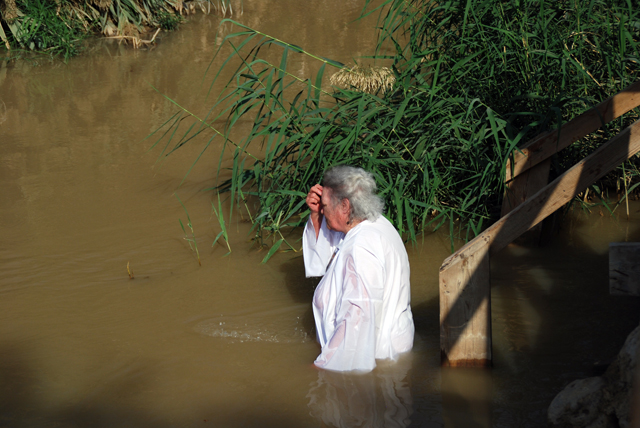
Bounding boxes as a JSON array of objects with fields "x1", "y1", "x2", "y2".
[{"x1": 1, "y1": 3, "x2": 639, "y2": 427}]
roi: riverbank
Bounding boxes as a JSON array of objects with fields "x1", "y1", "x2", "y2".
[{"x1": 0, "y1": 0, "x2": 235, "y2": 59}]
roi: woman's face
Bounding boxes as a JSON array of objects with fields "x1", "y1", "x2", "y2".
[{"x1": 320, "y1": 187, "x2": 350, "y2": 233}]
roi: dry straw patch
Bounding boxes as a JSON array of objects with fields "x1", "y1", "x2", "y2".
[
  {"x1": 0, "y1": 0, "x2": 19, "y2": 22},
  {"x1": 91, "y1": 0, "x2": 113, "y2": 10},
  {"x1": 330, "y1": 65, "x2": 396, "y2": 95},
  {"x1": 107, "y1": 27, "x2": 160, "y2": 48}
]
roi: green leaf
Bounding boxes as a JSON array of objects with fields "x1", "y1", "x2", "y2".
[{"x1": 261, "y1": 238, "x2": 284, "y2": 263}]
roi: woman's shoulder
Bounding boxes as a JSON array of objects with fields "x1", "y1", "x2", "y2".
[
  {"x1": 360, "y1": 215, "x2": 398, "y2": 235},
  {"x1": 346, "y1": 216, "x2": 399, "y2": 246}
]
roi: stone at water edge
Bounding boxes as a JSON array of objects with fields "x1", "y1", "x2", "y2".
[
  {"x1": 548, "y1": 324, "x2": 640, "y2": 428},
  {"x1": 601, "y1": 324, "x2": 640, "y2": 427},
  {"x1": 548, "y1": 376, "x2": 606, "y2": 427}
]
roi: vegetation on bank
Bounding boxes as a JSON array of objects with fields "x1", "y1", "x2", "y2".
[
  {"x1": 153, "y1": 0, "x2": 640, "y2": 257},
  {"x1": 0, "y1": 0, "x2": 234, "y2": 59}
]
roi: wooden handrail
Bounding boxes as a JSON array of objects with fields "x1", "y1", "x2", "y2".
[
  {"x1": 506, "y1": 80, "x2": 640, "y2": 182},
  {"x1": 503, "y1": 80, "x2": 640, "y2": 239},
  {"x1": 459, "y1": 119, "x2": 640, "y2": 260},
  {"x1": 440, "y1": 117, "x2": 640, "y2": 367}
]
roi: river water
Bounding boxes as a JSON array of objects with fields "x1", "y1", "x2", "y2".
[{"x1": 1, "y1": 3, "x2": 639, "y2": 427}]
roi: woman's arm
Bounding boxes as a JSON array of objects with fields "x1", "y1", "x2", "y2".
[{"x1": 303, "y1": 216, "x2": 343, "y2": 277}]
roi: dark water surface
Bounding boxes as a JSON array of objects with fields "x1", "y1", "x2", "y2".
[{"x1": 1, "y1": 3, "x2": 639, "y2": 427}]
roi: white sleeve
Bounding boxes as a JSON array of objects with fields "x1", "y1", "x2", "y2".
[
  {"x1": 313, "y1": 246, "x2": 383, "y2": 372},
  {"x1": 302, "y1": 216, "x2": 343, "y2": 278}
]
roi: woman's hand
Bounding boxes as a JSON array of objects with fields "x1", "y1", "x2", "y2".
[
  {"x1": 306, "y1": 184, "x2": 323, "y2": 239},
  {"x1": 306, "y1": 184, "x2": 323, "y2": 214}
]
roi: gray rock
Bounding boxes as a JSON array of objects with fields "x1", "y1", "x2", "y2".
[
  {"x1": 548, "y1": 324, "x2": 640, "y2": 428},
  {"x1": 548, "y1": 377, "x2": 605, "y2": 427},
  {"x1": 601, "y1": 324, "x2": 640, "y2": 428}
]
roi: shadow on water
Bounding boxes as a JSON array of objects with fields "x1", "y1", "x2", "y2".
[
  {"x1": 0, "y1": 341, "x2": 152, "y2": 427},
  {"x1": 462, "y1": 214, "x2": 639, "y2": 427},
  {"x1": 280, "y1": 255, "x2": 320, "y2": 340},
  {"x1": 0, "y1": 341, "x2": 33, "y2": 427},
  {"x1": 406, "y1": 218, "x2": 640, "y2": 427},
  {"x1": 0, "y1": 341, "x2": 310, "y2": 428},
  {"x1": 495, "y1": 224, "x2": 640, "y2": 363}
]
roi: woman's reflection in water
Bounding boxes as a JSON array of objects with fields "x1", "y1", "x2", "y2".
[{"x1": 307, "y1": 355, "x2": 413, "y2": 428}]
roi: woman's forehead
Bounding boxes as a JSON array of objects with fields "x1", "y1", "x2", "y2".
[{"x1": 320, "y1": 188, "x2": 333, "y2": 203}]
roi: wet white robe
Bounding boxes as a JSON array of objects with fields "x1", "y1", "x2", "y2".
[{"x1": 302, "y1": 215, "x2": 414, "y2": 372}]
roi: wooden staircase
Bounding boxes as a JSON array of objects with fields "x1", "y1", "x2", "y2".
[{"x1": 439, "y1": 80, "x2": 640, "y2": 367}]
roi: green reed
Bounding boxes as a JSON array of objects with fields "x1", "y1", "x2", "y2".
[{"x1": 151, "y1": 0, "x2": 640, "y2": 257}]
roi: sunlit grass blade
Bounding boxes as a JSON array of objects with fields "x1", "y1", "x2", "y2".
[
  {"x1": 261, "y1": 238, "x2": 284, "y2": 263},
  {"x1": 211, "y1": 192, "x2": 231, "y2": 255},
  {"x1": 176, "y1": 193, "x2": 201, "y2": 266}
]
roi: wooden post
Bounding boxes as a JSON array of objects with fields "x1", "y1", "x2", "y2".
[
  {"x1": 609, "y1": 243, "x2": 640, "y2": 296},
  {"x1": 501, "y1": 159, "x2": 551, "y2": 217},
  {"x1": 440, "y1": 118, "x2": 640, "y2": 367},
  {"x1": 440, "y1": 236, "x2": 491, "y2": 367},
  {"x1": 501, "y1": 159, "x2": 551, "y2": 244}
]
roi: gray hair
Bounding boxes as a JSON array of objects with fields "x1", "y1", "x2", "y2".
[{"x1": 322, "y1": 165, "x2": 384, "y2": 222}]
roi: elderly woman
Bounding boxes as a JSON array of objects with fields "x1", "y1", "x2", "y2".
[{"x1": 303, "y1": 165, "x2": 414, "y2": 372}]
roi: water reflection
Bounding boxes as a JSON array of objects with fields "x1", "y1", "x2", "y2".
[
  {"x1": 307, "y1": 357, "x2": 413, "y2": 428},
  {"x1": 441, "y1": 368, "x2": 492, "y2": 428}
]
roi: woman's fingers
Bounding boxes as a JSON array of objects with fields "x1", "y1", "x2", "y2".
[{"x1": 311, "y1": 184, "x2": 323, "y2": 195}]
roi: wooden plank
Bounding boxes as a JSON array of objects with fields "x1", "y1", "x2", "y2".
[
  {"x1": 609, "y1": 243, "x2": 640, "y2": 296},
  {"x1": 440, "y1": 236, "x2": 491, "y2": 367},
  {"x1": 506, "y1": 80, "x2": 640, "y2": 182}
]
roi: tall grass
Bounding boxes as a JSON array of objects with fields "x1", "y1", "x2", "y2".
[
  {"x1": 152, "y1": 0, "x2": 640, "y2": 256},
  {"x1": 0, "y1": 0, "x2": 239, "y2": 58},
  {"x1": 0, "y1": 0, "x2": 86, "y2": 58}
]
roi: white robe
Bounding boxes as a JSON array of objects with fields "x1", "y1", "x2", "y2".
[{"x1": 302, "y1": 215, "x2": 414, "y2": 372}]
